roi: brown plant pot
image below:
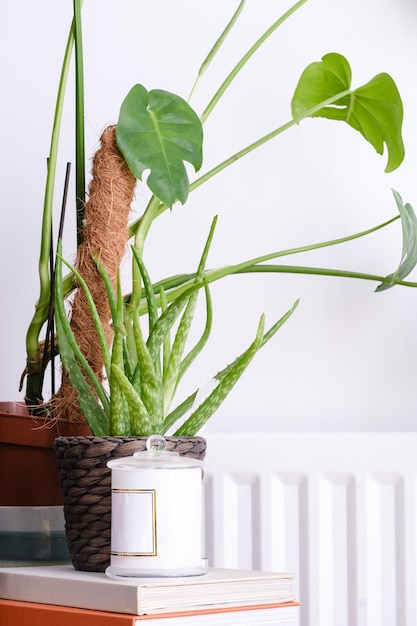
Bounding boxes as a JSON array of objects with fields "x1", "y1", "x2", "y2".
[
  {"x1": 0, "y1": 401, "x2": 92, "y2": 507},
  {"x1": 54, "y1": 435, "x2": 207, "y2": 572}
]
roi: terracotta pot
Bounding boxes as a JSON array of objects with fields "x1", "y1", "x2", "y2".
[{"x1": 0, "y1": 401, "x2": 91, "y2": 507}]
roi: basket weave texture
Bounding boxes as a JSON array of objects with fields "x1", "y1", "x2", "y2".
[{"x1": 53, "y1": 435, "x2": 207, "y2": 572}]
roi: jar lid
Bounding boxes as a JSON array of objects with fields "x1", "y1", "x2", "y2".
[{"x1": 107, "y1": 435, "x2": 203, "y2": 470}]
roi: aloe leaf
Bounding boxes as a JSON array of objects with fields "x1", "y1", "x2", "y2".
[
  {"x1": 60, "y1": 256, "x2": 112, "y2": 379},
  {"x1": 173, "y1": 298, "x2": 300, "y2": 436},
  {"x1": 116, "y1": 84, "x2": 203, "y2": 207},
  {"x1": 54, "y1": 243, "x2": 110, "y2": 432},
  {"x1": 55, "y1": 250, "x2": 109, "y2": 408},
  {"x1": 55, "y1": 311, "x2": 109, "y2": 436},
  {"x1": 178, "y1": 285, "x2": 213, "y2": 382},
  {"x1": 109, "y1": 375, "x2": 130, "y2": 436},
  {"x1": 291, "y1": 53, "x2": 404, "y2": 172},
  {"x1": 123, "y1": 309, "x2": 139, "y2": 380},
  {"x1": 130, "y1": 248, "x2": 163, "y2": 398},
  {"x1": 376, "y1": 190, "x2": 417, "y2": 292},
  {"x1": 108, "y1": 275, "x2": 130, "y2": 435},
  {"x1": 131, "y1": 364, "x2": 141, "y2": 395},
  {"x1": 111, "y1": 363, "x2": 155, "y2": 436},
  {"x1": 214, "y1": 299, "x2": 299, "y2": 381},
  {"x1": 132, "y1": 310, "x2": 163, "y2": 431},
  {"x1": 163, "y1": 286, "x2": 212, "y2": 431},
  {"x1": 163, "y1": 390, "x2": 199, "y2": 434},
  {"x1": 92, "y1": 252, "x2": 117, "y2": 322},
  {"x1": 146, "y1": 279, "x2": 207, "y2": 363},
  {"x1": 163, "y1": 293, "x2": 199, "y2": 414},
  {"x1": 174, "y1": 315, "x2": 266, "y2": 436},
  {"x1": 131, "y1": 246, "x2": 159, "y2": 332},
  {"x1": 163, "y1": 217, "x2": 217, "y2": 412},
  {"x1": 160, "y1": 287, "x2": 171, "y2": 377},
  {"x1": 121, "y1": 305, "x2": 136, "y2": 382}
]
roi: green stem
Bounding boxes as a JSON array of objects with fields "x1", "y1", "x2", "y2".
[
  {"x1": 200, "y1": 0, "x2": 309, "y2": 124},
  {"x1": 188, "y1": 0, "x2": 246, "y2": 105},
  {"x1": 126, "y1": 88, "x2": 350, "y2": 239},
  {"x1": 234, "y1": 264, "x2": 417, "y2": 287},
  {"x1": 73, "y1": 0, "x2": 85, "y2": 245},
  {"x1": 24, "y1": 12, "x2": 79, "y2": 403},
  {"x1": 130, "y1": 195, "x2": 165, "y2": 308},
  {"x1": 144, "y1": 262, "x2": 417, "y2": 316},
  {"x1": 127, "y1": 0, "x2": 310, "y2": 238},
  {"x1": 191, "y1": 89, "x2": 351, "y2": 192},
  {"x1": 135, "y1": 213, "x2": 417, "y2": 312}
]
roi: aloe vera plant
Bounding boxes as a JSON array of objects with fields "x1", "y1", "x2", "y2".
[{"x1": 24, "y1": 0, "x2": 417, "y2": 436}]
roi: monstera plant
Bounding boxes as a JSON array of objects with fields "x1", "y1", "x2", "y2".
[{"x1": 22, "y1": 0, "x2": 417, "y2": 438}]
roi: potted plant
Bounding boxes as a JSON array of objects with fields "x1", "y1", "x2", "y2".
[
  {"x1": 3, "y1": 0, "x2": 417, "y2": 568},
  {"x1": 22, "y1": 0, "x2": 417, "y2": 431}
]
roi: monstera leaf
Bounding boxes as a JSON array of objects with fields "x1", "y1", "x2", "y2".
[
  {"x1": 116, "y1": 84, "x2": 203, "y2": 208},
  {"x1": 291, "y1": 53, "x2": 404, "y2": 173}
]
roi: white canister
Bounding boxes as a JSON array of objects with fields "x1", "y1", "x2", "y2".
[{"x1": 105, "y1": 435, "x2": 205, "y2": 578}]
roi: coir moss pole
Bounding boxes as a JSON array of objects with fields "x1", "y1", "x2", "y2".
[{"x1": 55, "y1": 126, "x2": 136, "y2": 421}]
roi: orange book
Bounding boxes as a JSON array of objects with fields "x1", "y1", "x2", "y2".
[{"x1": 0, "y1": 599, "x2": 300, "y2": 626}]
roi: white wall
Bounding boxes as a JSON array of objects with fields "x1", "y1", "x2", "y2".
[{"x1": 1, "y1": 0, "x2": 417, "y2": 432}]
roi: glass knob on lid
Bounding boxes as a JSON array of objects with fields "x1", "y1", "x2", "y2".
[{"x1": 146, "y1": 434, "x2": 168, "y2": 455}]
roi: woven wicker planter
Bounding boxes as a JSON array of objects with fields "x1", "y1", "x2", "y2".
[{"x1": 53, "y1": 435, "x2": 207, "y2": 572}]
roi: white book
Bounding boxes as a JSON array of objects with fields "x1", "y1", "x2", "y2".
[{"x1": 0, "y1": 565, "x2": 294, "y2": 616}]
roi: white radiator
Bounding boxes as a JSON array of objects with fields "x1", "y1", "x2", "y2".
[{"x1": 202, "y1": 433, "x2": 417, "y2": 626}]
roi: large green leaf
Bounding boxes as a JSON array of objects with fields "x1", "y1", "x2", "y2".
[
  {"x1": 291, "y1": 53, "x2": 404, "y2": 172},
  {"x1": 116, "y1": 84, "x2": 203, "y2": 207}
]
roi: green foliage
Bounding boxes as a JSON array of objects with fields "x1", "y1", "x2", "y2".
[
  {"x1": 116, "y1": 85, "x2": 203, "y2": 208},
  {"x1": 54, "y1": 242, "x2": 110, "y2": 435},
  {"x1": 28, "y1": 2, "x2": 417, "y2": 434},
  {"x1": 376, "y1": 190, "x2": 417, "y2": 292},
  {"x1": 56, "y1": 186, "x2": 417, "y2": 436},
  {"x1": 291, "y1": 53, "x2": 404, "y2": 172},
  {"x1": 56, "y1": 219, "x2": 300, "y2": 435}
]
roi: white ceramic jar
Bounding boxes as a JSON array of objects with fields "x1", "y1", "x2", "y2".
[{"x1": 105, "y1": 435, "x2": 205, "y2": 578}]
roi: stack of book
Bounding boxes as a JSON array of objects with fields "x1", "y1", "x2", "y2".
[{"x1": 0, "y1": 564, "x2": 299, "y2": 625}]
